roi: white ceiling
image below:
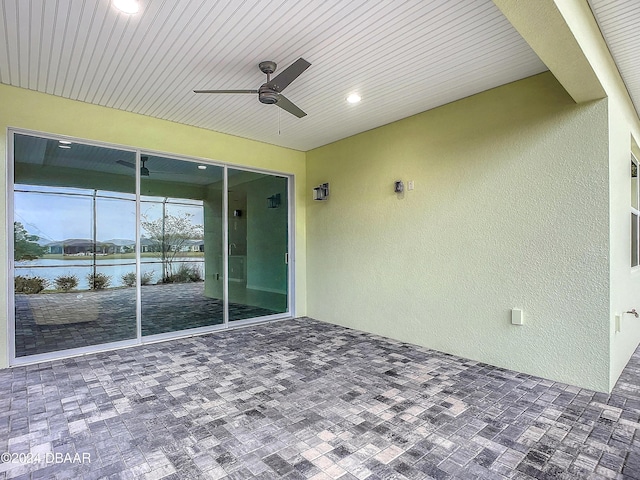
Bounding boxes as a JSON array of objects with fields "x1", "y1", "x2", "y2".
[
  {"x1": 0, "y1": 0, "x2": 548, "y2": 151},
  {"x1": 588, "y1": 0, "x2": 640, "y2": 118}
]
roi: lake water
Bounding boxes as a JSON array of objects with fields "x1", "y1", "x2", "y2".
[{"x1": 15, "y1": 257, "x2": 205, "y2": 290}]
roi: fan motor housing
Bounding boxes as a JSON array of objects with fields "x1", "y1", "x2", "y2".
[
  {"x1": 258, "y1": 61, "x2": 277, "y2": 75},
  {"x1": 258, "y1": 84, "x2": 279, "y2": 104}
]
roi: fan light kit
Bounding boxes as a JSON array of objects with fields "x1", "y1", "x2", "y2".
[
  {"x1": 113, "y1": 0, "x2": 140, "y2": 14},
  {"x1": 194, "y1": 58, "x2": 311, "y2": 118}
]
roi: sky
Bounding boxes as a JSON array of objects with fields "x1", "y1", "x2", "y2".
[{"x1": 15, "y1": 186, "x2": 204, "y2": 243}]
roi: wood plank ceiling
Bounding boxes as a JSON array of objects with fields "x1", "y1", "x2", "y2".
[
  {"x1": 589, "y1": 0, "x2": 640, "y2": 120},
  {"x1": 0, "y1": 0, "x2": 548, "y2": 151}
]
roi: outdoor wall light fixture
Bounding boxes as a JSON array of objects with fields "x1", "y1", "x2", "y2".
[
  {"x1": 394, "y1": 180, "x2": 404, "y2": 193},
  {"x1": 267, "y1": 193, "x2": 281, "y2": 209},
  {"x1": 313, "y1": 183, "x2": 329, "y2": 201}
]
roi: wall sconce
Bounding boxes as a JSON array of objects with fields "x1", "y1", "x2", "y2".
[
  {"x1": 313, "y1": 183, "x2": 330, "y2": 201},
  {"x1": 267, "y1": 193, "x2": 281, "y2": 208}
]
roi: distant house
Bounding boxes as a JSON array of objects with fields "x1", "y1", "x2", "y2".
[
  {"x1": 140, "y1": 237, "x2": 203, "y2": 253},
  {"x1": 183, "y1": 240, "x2": 204, "y2": 253},
  {"x1": 44, "y1": 239, "x2": 134, "y2": 255},
  {"x1": 140, "y1": 237, "x2": 156, "y2": 253},
  {"x1": 103, "y1": 239, "x2": 136, "y2": 254},
  {"x1": 62, "y1": 239, "x2": 104, "y2": 255},
  {"x1": 45, "y1": 242, "x2": 63, "y2": 255}
]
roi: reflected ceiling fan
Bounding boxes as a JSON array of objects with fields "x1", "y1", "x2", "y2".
[
  {"x1": 116, "y1": 156, "x2": 198, "y2": 178},
  {"x1": 193, "y1": 58, "x2": 311, "y2": 118},
  {"x1": 117, "y1": 156, "x2": 151, "y2": 176}
]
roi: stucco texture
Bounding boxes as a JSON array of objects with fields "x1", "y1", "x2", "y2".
[
  {"x1": 606, "y1": 78, "x2": 640, "y2": 387},
  {"x1": 306, "y1": 72, "x2": 611, "y2": 392},
  {"x1": 548, "y1": 0, "x2": 640, "y2": 395}
]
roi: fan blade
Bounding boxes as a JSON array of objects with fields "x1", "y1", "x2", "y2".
[
  {"x1": 193, "y1": 89, "x2": 258, "y2": 94},
  {"x1": 276, "y1": 94, "x2": 307, "y2": 118},
  {"x1": 266, "y1": 58, "x2": 311, "y2": 92},
  {"x1": 117, "y1": 160, "x2": 136, "y2": 169}
]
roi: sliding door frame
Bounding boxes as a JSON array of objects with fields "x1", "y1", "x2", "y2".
[
  {"x1": 7, "y1": 128, "x2": 15, "y2": 364},
  {"x1": 226, "y1": 170, "x2": 295, "y2": 328},
  {"x1": 7, "y1": 129, "x2": 141, "y2": 366},
  {"x1": 7, "y1": 128, "x2": 295, "y2": 366}
]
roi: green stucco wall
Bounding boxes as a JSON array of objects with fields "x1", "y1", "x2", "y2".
[{"x1": 306, "y1": 72, "x2": 611, "y2": 391}]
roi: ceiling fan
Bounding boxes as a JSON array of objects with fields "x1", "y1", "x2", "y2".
[
  {"x1": 116, "y1": 156, "x2": 200, "y2": 178},
  {"x1": 117, "y1": 156, "x2": 150, "y2": 176},
  {"x1": 194, "y1": 58, "x2": 311, "y2": 118}
]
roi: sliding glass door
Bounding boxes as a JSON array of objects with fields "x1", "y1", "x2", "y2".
[
  {"x1": 139, "y1": 155, "x2": 224, "y2": 337},
  {"x1": 228, "y1": 169, "x2": 289, "y2": 321},
  {"x1": 10, "y1": 131, "x2": 292, "y2": 362},
  {"x1": 13, "y1": 134, "x2": 137, "y2": 357}
]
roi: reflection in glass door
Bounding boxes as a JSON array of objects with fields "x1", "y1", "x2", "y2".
[
  {"x1": 227, "y1": 169, "x2": 289, "y2": 321},
  {"x1": 12, "y1": 134, "x2": 137, "y2": 357},
  {"x1": 140, "y1": 155, "x2": 225, "y2": 337},
  {"x1": 11, "y1": 132, "x2": 293, "y2": 362}
]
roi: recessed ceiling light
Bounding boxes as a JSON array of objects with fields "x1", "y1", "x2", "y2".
[
  {"x1": 58, "y1": 140, "x2": 72, "y2": 145},
  {"x1": 113, "y1": 0, "x2": 140, "y2": 14},
  {"x1": 346, "y1": 93, "x2": 361, "y2": 104},
  {"x1": 197, "y1": 165, "x2": 207, "y2": 170}
]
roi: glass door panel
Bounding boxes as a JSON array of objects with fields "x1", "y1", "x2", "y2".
[
  {"x1": 13, "y1": 133, "x2": 137, "y2": 357},
  {"x1": 140, "y1": 155, "x2": 224, "y2": 336},
  {"x1": 12, "y1": 132, "x2": 294, "y2": 361},
  {"x1": 227, "y1": 169, "x2": 289, "y2": 321}
]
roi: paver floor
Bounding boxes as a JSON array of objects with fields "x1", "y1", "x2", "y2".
[{"x1": 1, "y1": 318, "x2": 639, "y2": 479}]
